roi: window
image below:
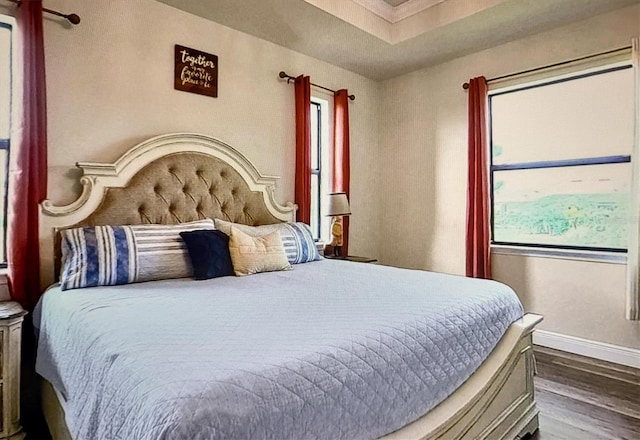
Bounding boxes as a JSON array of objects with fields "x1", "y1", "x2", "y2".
[
  {"x1": 309, "y1": 97, "x2": 330, "y2": 241},
  {"x1": 489, "y1": 64, "x2": 634, "y2": 253},
  {"x1": 0, "y1": 16, "x2": 14, "y2": 266}
]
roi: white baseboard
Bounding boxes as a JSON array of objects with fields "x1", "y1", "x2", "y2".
[{"x1": 533, "y1": 330, "x2": 640, "y2": 369}]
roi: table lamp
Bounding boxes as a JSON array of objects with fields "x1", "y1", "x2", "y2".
[{"x1": 326, "y1": 192, "x2": 351, "y2": 257}]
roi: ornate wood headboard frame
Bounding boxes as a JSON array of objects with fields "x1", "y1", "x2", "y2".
[{"x1": 39, "y1": 133, "x2": 296, "y2": 288}]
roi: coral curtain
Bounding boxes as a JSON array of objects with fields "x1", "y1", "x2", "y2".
[
  {"x1": 465, "y1": 77, "x2": 491, "y2": 279},
  {"x1": 294, "y1": 75, "x2": 311, "y2": 224},
  {"x1": 333, "y1": 90, "x2": 351, "y2": 256},
  {"x1": 626, "y1": 37, "x2": 640, "y2": 321},
  {"x1": 8, "y1": 0, "x2": 48, "y2": 310}
]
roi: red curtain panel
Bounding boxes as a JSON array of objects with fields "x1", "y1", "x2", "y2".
[
  {"x1": 465, "y1": 77, "x2": 491, "y2": 279},
  {"x1": 333, "y1": 90, "x2": 351, "y2": 256},
  {"x1": 294, "y1": 75, "x2": 311, "y2": 224},
  {"x1": 8, "y1": 0, "x2": 48, "y2": 309}
]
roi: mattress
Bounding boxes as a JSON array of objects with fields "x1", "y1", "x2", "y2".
[{"x1": 35, "y1": 259, "x2": 524, "y2": 440}]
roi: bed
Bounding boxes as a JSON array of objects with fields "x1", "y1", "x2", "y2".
[{"x1": 37, "y1": 133, "x2": 542, "y2": 440}]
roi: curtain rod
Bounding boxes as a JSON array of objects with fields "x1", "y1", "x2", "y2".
[
  {"x1": 4, "y1": 0, "x2": 80, "y2": 25},
  {"x1": 279, "y1": 71, "x2": 355, "y2": 101},
  {"x1": 462, "y1": 45, "x2": 631, "y2": 90}
]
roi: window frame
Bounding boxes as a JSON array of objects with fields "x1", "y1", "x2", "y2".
[
  {"x1": 0, "y1": 15, "x2": 15, "y2": 268},
  {"x1": 310, "y1": 100, "x2": 322, "y2": 241},
  {"x1": 488, "y1": 64, "x2": 633, "y2": 256},
  {"x1": 308, "y1": 96, "x2": 332, "y2": 243}
]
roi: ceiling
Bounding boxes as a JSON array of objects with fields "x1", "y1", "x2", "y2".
[
  {"x1": 157, "y1": 0, "x2": 639, "y2": 80},
  {"x1": 383, "y1": 0, "x2": 411, "y2": 6}
]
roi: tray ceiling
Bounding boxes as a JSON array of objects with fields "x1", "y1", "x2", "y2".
[
  {"x1": 383, "y1": 0, "x2": 411, "y2": 6},
  {"x1": 156, "y1": 0, "x2": 639, "y2": 80}
]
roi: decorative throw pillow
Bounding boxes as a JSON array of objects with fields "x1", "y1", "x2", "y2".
[
  {"x1": 214, "y1": 219, "x2": 322, "y2": 264},
  {"x1": 60, "y1": 219, "x2": 215, "y2": 290},
  {"x1": 180, "y1": 230, "x2": 234, "y2": 280},
  {"x1": 228, "y1": 226, "x2": 291, "y2": 276}
]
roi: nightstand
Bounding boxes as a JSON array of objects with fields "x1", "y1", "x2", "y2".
[
  {"x1": 325, "y1": 255, "x2": 378, "y2": 263},
  {"x1": 0, "y1": 302, "x2": 26, "y2": 440}
]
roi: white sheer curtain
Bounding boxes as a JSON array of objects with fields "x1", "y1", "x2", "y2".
[{"x1": 626, "y1": 37, "x2": 640, "y2": 321}]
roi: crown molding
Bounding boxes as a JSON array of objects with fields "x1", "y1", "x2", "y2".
[
  {"x1": 351, "y1": 0, "x2": 448, "y2": 23},
  {"x1": 393, "y1": 0, "x2": 447, "y2": 22},
  {"x1": 351, "y1": 0, "x2": 393, "y2": 21}
]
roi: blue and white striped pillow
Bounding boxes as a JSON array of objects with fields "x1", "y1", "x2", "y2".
[
  {"x1": 60, "y1": 220, "x2": 215, "y2": 290},
  {"x1": 214, "y1": 219, "x2": 322, "y2": 264}
]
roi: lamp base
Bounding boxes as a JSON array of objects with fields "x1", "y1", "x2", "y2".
[
  {"x1": 323, "y1": 245, "x2": 343, "y2": 258},
  {"x1": 329, "y1": 216, "x2": 344, "y2": 256}
]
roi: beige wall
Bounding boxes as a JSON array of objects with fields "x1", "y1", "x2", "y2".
[
  {"x1": 491, "y1": 255, "x2": 637, "y2": 348},
  {"x1": 378, "y1": 5, "x2": 640, "y2": 349},
  {"x1": 38, "y1": 0, "x2": 381, "y2": 258}
]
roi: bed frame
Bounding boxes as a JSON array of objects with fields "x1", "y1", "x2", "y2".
[{"x1": 39, "y1": 133, "x2": 542, "y2": 440}]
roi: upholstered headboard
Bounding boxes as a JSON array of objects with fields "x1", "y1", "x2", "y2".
[{"x1": 39, "y1": 133, "x2": 296, "y2": 288}]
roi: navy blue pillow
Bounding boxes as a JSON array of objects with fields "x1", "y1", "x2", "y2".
[{"x1": 180, "y1": 230, "x2": 235, "y2": 280}]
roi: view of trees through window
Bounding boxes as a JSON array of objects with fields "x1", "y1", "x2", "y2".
[{"x1": 490, "y1": 65, "x2": 634, "y2": 251}]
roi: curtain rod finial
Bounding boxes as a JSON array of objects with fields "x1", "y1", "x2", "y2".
[
  {"x1": 66, "y1": 13, "x2": 81, "y2": 25},
  {"x1": 462, "y1": 82, "x2": 470, "y2": 90},
  {"x1": 279, "y1": 71, "x2": 293, "y2": 83}
]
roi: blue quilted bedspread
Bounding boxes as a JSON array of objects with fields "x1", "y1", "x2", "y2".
[{"x1": 35, "y1": 260, "x2": 523, "y2": 440}]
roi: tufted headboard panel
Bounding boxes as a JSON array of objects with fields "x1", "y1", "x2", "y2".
[
  {"x1": 40, "y1": 133, "x2": 296, "y2": 288},
  {"x1": 81, "y1": 153, "x2": 280, "y2": 227}
]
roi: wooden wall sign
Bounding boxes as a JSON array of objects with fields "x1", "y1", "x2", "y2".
[{"x1": 174, "y1": 44, "x2": 218, "y2": 98}]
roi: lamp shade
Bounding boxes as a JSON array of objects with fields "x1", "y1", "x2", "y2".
[{"x1": 326, "y1": 192, "x2": 351, "y2": 216}]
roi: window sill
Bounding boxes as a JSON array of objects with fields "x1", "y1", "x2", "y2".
[{"x1": 490, "y1": 244, "x2": 626, "y2": 264}]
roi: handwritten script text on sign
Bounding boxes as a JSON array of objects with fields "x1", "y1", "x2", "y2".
[{"x1": 174, "y1": 45, "x2": 218, "y2": 98}]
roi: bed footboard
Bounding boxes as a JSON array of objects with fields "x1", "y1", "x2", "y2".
[
  {"x1": 42, "y1": 314, "x2": 542, "y2": 440},
  {"x1": 381, "y1": 313, "x2": 543, "y2": 440}
]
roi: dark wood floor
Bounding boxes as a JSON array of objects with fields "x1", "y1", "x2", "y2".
[
  {"x1": 530, "y1": 346, "x2": 640, "y2": 440},
  {"x1": 22, "y1": 346, "x2": 640, "y2": 439}
]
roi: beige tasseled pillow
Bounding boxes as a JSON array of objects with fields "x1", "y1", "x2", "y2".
[{"x1": 228, "y1": 225, "x2": 291, "y2": 276}]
